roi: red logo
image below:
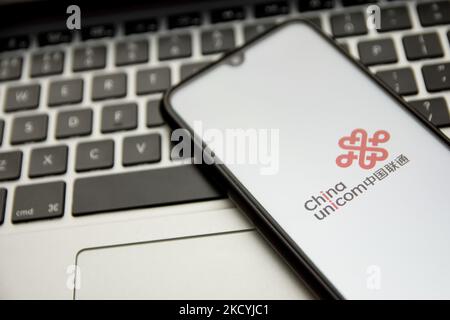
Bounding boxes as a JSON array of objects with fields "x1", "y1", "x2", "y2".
[{"x1": 336, "y1": 129, "x2": 390, "y2": 170}]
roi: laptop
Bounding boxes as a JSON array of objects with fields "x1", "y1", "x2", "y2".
[{"x1": 0, "y1": 0, "x2": 449, "y2": 299}]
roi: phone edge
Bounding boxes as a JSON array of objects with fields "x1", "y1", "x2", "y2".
[{"x1": 161, "y1": 18, "x2": 450, "y2": 300}]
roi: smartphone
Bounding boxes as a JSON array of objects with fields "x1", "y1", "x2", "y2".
[{"x1": 163, "y1": 20, "x2": 450, "y2": 299}]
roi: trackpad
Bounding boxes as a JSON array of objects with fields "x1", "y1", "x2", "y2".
[{"x1": 75, "y1": 230, "x2": 312, "y2": 299}]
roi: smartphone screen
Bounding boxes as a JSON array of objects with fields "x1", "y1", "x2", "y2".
[{"x1": 167, "y1": 21, "x2": 450, "y2": 299}]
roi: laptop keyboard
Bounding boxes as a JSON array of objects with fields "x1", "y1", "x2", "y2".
[{"x1": 0, "y1": 0, "x2": 449, "y2": 225}]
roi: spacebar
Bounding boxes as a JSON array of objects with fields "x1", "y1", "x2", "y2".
[{"x1": 72, "y1": 165, "x2": 225, "y2": 216}]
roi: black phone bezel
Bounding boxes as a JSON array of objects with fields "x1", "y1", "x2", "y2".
[{"x1": 162, "y1": 19, "x2": 450, "y2": 300}]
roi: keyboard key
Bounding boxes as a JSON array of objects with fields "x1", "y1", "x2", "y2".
[
  {"x1": 254, "y1": 1, "x2": 289, "y2": 18},
  {"x1": 92, "y1": 73, "x2": 127, "y2": 101},
  {"x1": 298, "y1": 0, "x2": 334, "y2": 12},
  {"x1": 11, "y1": 114, "x2": 48, "y2": 145},
  {"x1": 417, "y1": 1, "x2": 450, "y2": 27},
  {"x1": 0, "y1": 56, "x2": 22, "y2": 81},
  {"x1": 73, "y1": 46, "x2": 106, "y2": 72},
  {"x1": 115, "y1": 40, "x2": 149, "y2": 66},
  {"x1": 48, "y1": 79, "x2": 83, "y2": 107},
  {"x1": 124, "y1": 18, "x2": 158, "y2": 35},
  {"x1": 403, "y1": 33, "x2": 443, "y2": 61},
  {"x1": 422, "y1": 63, "x2": 450, "y2": 92},
  {"x1": 38, "y1": 30, "x2": 72, "y2": 46},
  {"x1": 201, "y1": 29, "x2": 235, "y2": 55},
  {"x1": 0, "y1": 120, "x2": 4, "y2": 145},
  {"x1": 210, "y1": 7, "x2": 245, "y2": 23},
  {"x1": 180, "y1": 62, "x2": 209, "y2": 81},
  {"x1": 147, "y1": 100, "x2": 165, "y2": 127},
  {"x1": 376, "y1": 68, "x2": 418, "y2": 96},
  {"x1": 101, "y1": 103, "x2": 137, "y2": 133},
  {"x1": 72, "y1": 165, "x2": 224, "y2": 216},
  {"x1": 168, "y1": 12, "x2": 202, "y2": 29},
  {"x1": 330, "y1": 12, "x2": 367, "y2": 38},
  {"x1": 30, "y1": 51, "x2": 64, "y2": 77},
  {"x1": 137, "y1": 67, "x2": 171, "y2": 95},
  {"x1": 244, "y1": 23, "x2": 276, "y2": 42},
  {"x1": 0, "y1": 151, "x2": 22, "y2": 181},
  {"x1": 358, "y1": 38, "x2": 398, "y2": 66},
  {"x1": 76, "y1": 140, "x2": 114, "y2": 172},
  {"x1": 158, "y1": 34, "x2": 192, "y2": 60},
  {"x1": 306, "y1": 17, "x2": 322, "y2": 29},
  {"x1": 0, "y1": 35, "x2": 29, "y2": 52},
  {"x1": 5, "y1": 84, "x2": 40, "y2": 112},
  {"x1": 12, "y1": 181, "x2": 65, "y2": 223},
  {"x1": 378, "y1": 6, "x2": 412, "y2": 32},
  {"x1": 0, "y1": 189, "x2": 6, "y2": 225},
  {"x1": 342, "y1": 0, "x2": 377, "y2": 6},
  {"x1": 56, "y1": 109, "x2": 92, "y2": 139},
  {"x1": 409, "y1": 97, "x2": 450, "y2": 127},
  {"x1": 340, "y1": 42, "x2": 350, "y2": 53},
  {"x1": 81, "y1": 24, "x2": 115, "y2": 40},
  {"x1": 29, "y1": 145, "x2": 68, "y2": 178},
  {"x1": 123, "y1": 134, "x2": 161, "y2": 166}
]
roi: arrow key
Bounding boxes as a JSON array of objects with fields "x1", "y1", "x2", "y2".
[{"x1": 123, "y1": 134, "x2": 161, "y2": 166}]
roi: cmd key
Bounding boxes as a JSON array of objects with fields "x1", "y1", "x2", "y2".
[{"x1": 12, "y1": 181, "x2": 65, "y2": 223}]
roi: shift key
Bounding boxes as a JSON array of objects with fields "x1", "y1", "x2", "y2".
[{"x1": 12, "y1": 181, "x2": 65, "y2": 223}]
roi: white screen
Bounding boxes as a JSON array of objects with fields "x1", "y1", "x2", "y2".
[{"x1": 170, "y1": 22, "x2": 450, "y2": 299}]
